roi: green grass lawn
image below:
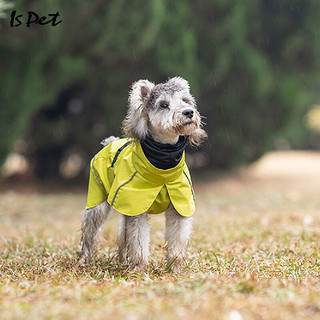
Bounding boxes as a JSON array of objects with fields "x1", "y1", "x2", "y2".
[{"x1": 1, "y1": 151, "x2": 320, "y2": 320}]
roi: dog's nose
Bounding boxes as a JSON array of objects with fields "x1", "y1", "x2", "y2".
[{"x1": 182, "y1": 109, "x2": 194, "y2": 119}]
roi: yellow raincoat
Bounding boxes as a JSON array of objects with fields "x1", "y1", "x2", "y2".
[{"x1": 86, "y1": 138, "x2": 195, "y2": 217}]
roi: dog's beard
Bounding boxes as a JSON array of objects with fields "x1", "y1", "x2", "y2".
[{"x1": 174, "y1": 119, "x2": 199, "y2": 136}]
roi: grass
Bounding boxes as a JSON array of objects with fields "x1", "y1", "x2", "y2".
[{"x1": 1, "y1": 151, "x2": 320, "y2": 319}]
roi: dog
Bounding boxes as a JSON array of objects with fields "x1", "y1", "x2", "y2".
[{"x1": 79, "y1": 77, "x2": 207, "y2": 271}]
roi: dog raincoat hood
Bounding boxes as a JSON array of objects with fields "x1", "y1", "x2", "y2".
[{"x1": 86, "y1": 138, "x2": 195, "y2": 217}]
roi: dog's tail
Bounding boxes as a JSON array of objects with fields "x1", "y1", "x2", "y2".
[{"x1": 100, "y1": 136, "x2": 120, "y2": 147}]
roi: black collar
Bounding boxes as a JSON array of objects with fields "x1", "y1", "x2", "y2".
[{"x1": 141, "y1": 136, "x2": 188, "y2": 170}]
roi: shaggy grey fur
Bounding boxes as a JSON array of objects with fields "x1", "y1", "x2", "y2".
[
  {"x1": 117, "y1": 213, "x2": 150, "y2": 268},
  {"x1": 80, "y1": 201, "x2": 110, "y2": 264},
  {"x1": 165, "y1": 206, "x2": 193, "y2": 271}
]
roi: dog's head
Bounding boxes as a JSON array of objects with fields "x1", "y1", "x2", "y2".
[{"x1": 122, "y1": 77, "x2": 207, "y2": 146}]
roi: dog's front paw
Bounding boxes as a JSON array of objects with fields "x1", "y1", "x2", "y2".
[
  {"x1": 76, "y1": 255, "x2": 93, "y2": 267},
  {"x1": 166, "y1": 256, "x2": 185, "y2": 273}
]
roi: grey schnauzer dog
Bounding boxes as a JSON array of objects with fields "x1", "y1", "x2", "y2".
[{"x1": 80, "y1": 77, "x2": 206, "y2": 271}]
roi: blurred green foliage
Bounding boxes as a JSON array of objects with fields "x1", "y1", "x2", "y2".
[{"x1": 1, "y1": 0, "x2": 320, "y2": 180}]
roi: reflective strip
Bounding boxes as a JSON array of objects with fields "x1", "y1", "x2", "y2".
[
  {"x1": 183, "y1": 170, "x2": 195, "y2": 200},
  {"x1": 111, "y1": 140, "x2": 133, "y2": 167},
  {"x1": 91, "y1": 155, "x2": 105, "y2": 191},
  {"x1": 111, "y1": 171, "x2": 138, "y2": 206}
]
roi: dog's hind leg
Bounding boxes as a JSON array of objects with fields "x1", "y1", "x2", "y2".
[
  {"x1": 165, "y1": 206, "x2": 193, "y2": 272},
  {"x1": 117, "y1": 213, "x2": 150, "y2": 269},
  {"x1": 79, "y1": 201, "x2": 110, "y2": 264}
]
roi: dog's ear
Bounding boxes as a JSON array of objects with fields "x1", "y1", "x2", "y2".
[
  {"x1": 131, "y1": 79, "x2": 154, "y2": 105},
  {"x1": 122, "y1": 80, "x2": 155, "y2": 140},
  {"x1": 167, "y1": 77, "x2": 190, "y2": 91},
  {"x1": 188, "y1": 128, "x2": 208, "y2": 147}
]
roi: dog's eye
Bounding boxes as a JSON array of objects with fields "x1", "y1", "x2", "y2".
[{"x1": 160, "y1": 102, "x2": 169, "y2": 109}]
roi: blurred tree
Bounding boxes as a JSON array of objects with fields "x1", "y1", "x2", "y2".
[
  {"x1": 0, "y1": 0, "x2": 87, "y2": 177},
  {"x1": 194, "y1": 0, "x2": 320, "y2": 166},
  {"x1": 0, "y1": 0, "x2": 320, "y2": 180}
]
